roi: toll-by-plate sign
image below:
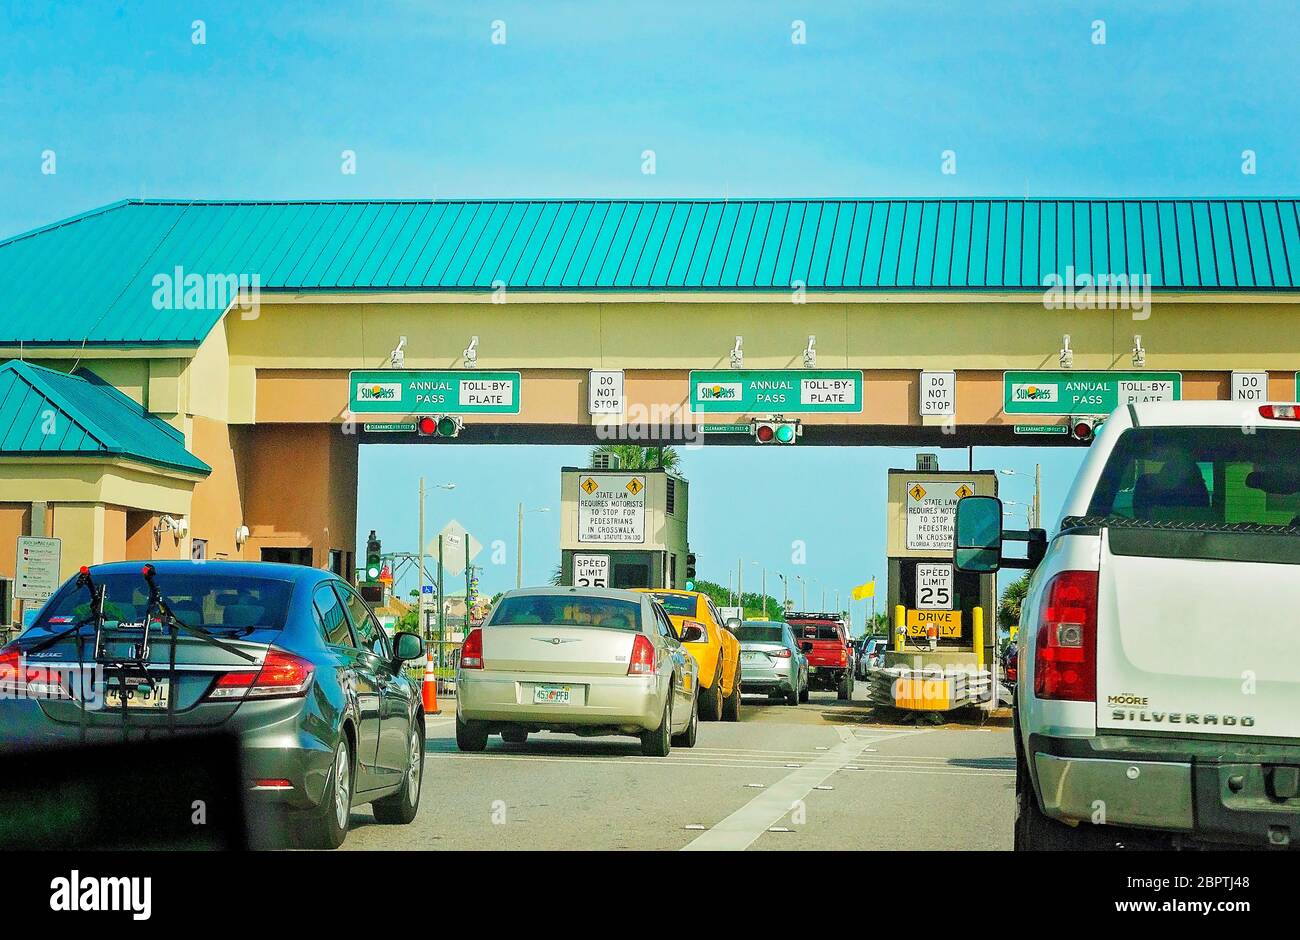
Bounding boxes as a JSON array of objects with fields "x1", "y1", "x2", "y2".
[
  {"x1": 16, "y1": 536, "x2": 60, "y2": 602},
  {"x1": 578, "y1": 474, "x2": 647, "y2": 544},
  {"x1": 349, "y1": 370, "x2": 521, "y2": 414},
  {"x1": 915, "y1": 563, "x2": 954, "y2": 610},
  {"x1": 573, "y1": 554, "x2": 610, "y2": 587},
  {"x1": 905, "y1": 481, "x2": 973, "y2": 553}
]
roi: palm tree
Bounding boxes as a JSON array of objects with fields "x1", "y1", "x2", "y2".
[
  {"x1": 998, "y1": 572, "x2": 1032, "y2": 633},
  {"x1": 588, "y1": 444, "x2": 681, "y2": 474}
]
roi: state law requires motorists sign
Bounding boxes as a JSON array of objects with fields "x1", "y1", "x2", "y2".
[
  {"x1": 1003, "y1": 371, "x2": 1181, "y2": 416},
  {"x1": 349, "y1": 370, "x2": 521, "y2": 414},
  {"x1": 578, "y1": 474, "x2": 647, "y2": 543},
  {"x1": 573, "y1": 553, "x2": 610, "y2": 587},
  {"x1": 915, "y1": 562, "x2": 954, "y2": 610},
  {"x1": 16, "y1": 536, "x2": 60, "y2": 602},
  {"x1": 688, "y1": 370, "x2": 863, "y2": 413},
  {"x1": 905, "y1": 481, "x2": 973, "y2": 553}
]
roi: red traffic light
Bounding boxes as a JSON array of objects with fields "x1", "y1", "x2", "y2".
[
  {"x1": 417, "y1": 416, "x2": 438, "y2": 435},
  {"x1": 755, "y1": 424, "x2": 775, "y2": 443},
  {"x1": 1072, "y1": 421, "x2": 1095, "y2": 442}
]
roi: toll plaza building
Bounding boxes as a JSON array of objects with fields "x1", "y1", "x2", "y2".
[{"x1": 2, "y1": 198, "x2": 1298, "y2": 622}]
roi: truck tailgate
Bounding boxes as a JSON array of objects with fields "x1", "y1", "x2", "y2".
[{"x1": 1096, "y1": 526, "x2": 1300, "y2": 740}]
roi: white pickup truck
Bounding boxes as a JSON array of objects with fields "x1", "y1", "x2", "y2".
[{"x1": 955, "y1": 401, "x2": 1300, "y2": 850}]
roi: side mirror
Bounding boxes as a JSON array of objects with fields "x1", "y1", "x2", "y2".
[
  {"x1": 679, "y1": 624, "x2": 705, "y2": 643},
  {"x1": 799, "y1": 640, "x2": 814, "y2": 654},
  {"x1": 394, "y1": 631, "x2": 425, "y2": 662},
  {"x1": 725, "y1": 618, "x2": 742, "y2": 633},
  {"x1": 954, "y1": 495, "x2": 1004, "y2": 573}
]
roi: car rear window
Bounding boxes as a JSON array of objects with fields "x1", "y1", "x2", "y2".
[
  {"x1": 793, "y1": 622, "x2": 844, "y2": 641},
  {"x1": 1088, "y1": 427, "x2": 1300, "y2": 528},
  {"x1": 33, "y1": 573, "x2": 295, "y2": 632},
  {"x1": 648, "y1": 593, "x2": 698, "y2": 617},
  {"x1": 490, "y1": 595, "x2": 642, "y2": 631},
  {"x1": 737, "y1": 624, "x2": 784, "y2": 643}
]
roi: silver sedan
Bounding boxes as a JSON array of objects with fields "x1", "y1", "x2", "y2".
[
  {"x1": 737, "y1": 621, "x2": 808, "y2": 705},
  {"x1": 455, "y1": 587, "x2": 700, "y2": 756}
]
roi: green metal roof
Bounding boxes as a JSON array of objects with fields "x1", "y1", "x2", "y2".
[
  {"x1": 0, "y1": 360, "x2": 210, "y2": 474},
  {"x1": 3, "y1": 198, "x2": 1300, "y2": 346}
]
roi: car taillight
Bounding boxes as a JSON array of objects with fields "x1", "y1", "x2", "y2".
[
  {"x1": 1259, "y1": 404, "x2": 1300, "y2": 420},
  {"x1": 460, "y1": 628, "x2": 484, "y2": 670},
  {"x1": 0, "y1": 648, "x2": 26, "y2": 696},
  {"x1": 628, "y1": 634, "x2": 657, "y2": 676},
  {"x1": 209, "y1": 648, "x2": 314, "y2": 700},
  {"x1": 1033, "y1": 571, "x2": 1098, "y2": 702},
  {"x1": 768, "y1": 648, "x2": 791, "y2": 659},
  {"x1": 1006, "y1": 650, "x2": 1018, "y2": 683}
]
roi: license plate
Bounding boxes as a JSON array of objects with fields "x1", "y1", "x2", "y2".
[
  {"x1": 533, "y1": 685, "x2": 571, "y2": 705},
  {"x1": 742, "y1": 652, "x2": 763, "y2": 661},
  {"x1": 104, "y1": 677, "x2": 171, "y2": 710}
]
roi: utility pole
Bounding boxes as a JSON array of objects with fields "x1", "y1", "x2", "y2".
[
  {"x1": 737, "y1": 559, "x2": 743, "y2": 614},
  {"x1": 417, "y1": 477, "x2": 426, "y2": 637},
  {"x1": 436, "y1": 534, "x2": 445, "y2": 667},
  {"x1": 516, "y1": 502, "x2": 523, "y2": 589},
  {"x1": 1033, "y1": 463, "x2": 1042, "y2": 528}
]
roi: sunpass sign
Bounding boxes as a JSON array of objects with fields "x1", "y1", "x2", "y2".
[
  {"x1": 1003, "y1": 371, "x2": 1181, "y2": 416},
  {"x1": 349, "y1": 370, "x2": 521, "y2": 414},
  {"x1": 688, "y1": 370, "x2": 863, "y2": 414}
]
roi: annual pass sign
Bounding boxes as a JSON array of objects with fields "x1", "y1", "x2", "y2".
[
  {"x1": 688, "y1": 370, "x2": 862, "y2": 413},
  {"x1": 1003, "y1": 371, "x2": 1180, "y2": 416},
  {"x1": 349, "y1": 370, "x2": 521, "y2": 414}
]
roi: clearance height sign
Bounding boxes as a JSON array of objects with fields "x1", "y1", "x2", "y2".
[{"x1": 349, "y1": 371, "x2": 521, "y2": 414}]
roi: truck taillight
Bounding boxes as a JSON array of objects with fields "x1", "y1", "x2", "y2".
[
  {"x1": 1033, "y1": 571, "x2": 1098, "y2": 702},
  {"x1": 460, "y1": 628, "x2": 484, "y2": 670},
  {"x1": 1259, "y1": 404, "x2": 1300, "y2": 420},
  {"x1": 628, "y1": 634, "x2": 657, "y2": 676}
]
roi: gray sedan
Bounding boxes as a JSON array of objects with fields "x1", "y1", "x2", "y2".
[{"x1": 736, "y1": 621, "x2": 808, "y2": 706}]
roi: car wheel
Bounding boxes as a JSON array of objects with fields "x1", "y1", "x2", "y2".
[
  {"x1": 456, "y1": 714, "x2": 489, "y2": 752},
  {"x1": 785, "y1": 686, "x2": 799, "y2": 706},
  {"x1": 799, "y1": 677, "x2": 810, "y2": 703},
  {"x1": 1013, "y1": 741, "x2": 1116, "y2": 850},
  {"x1": 641, "y1": 689, "x2": 673, "y2": 757},
  {"x1": 300, "y1": 737, "x2": 352, "y2": 849},
  {"x1": 837, "y1": 672, "x2": 853, "y2": 701},
  {"x1": 698, "y1": 676, "x2": 723, "y2": 721},
  {"x1": 372, "y1": 725, "x2": 424, "y2": 825},
  {"x1": 722, "y1": 672, "x2": 742, "y2": 722},
  {"x1": 501, "y1": 728, "x2": 528, "y2": 745},
  {"x1": 671, "y1": 690, "x2": 698, "y2": 748}
]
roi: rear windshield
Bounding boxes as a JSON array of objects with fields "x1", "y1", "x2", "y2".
[
  {"x1": 32, "y1": 573, "x2": 294, "y2": 633},
  {"x1": 490, "y1": 595, "x2": 642, "y2": 631},
  {"x1": 1088, "y1": 427, "x2": 1300, "y2": 528},
  {"x1": 648, "y1": 593, "x2": 698, "y2": 617},
  {"x1": 738, "y1": 624, "x2": 784, "y2": 643},
  {"x1": 793, "y1": 622, "x2": 844, "y2": 641}
]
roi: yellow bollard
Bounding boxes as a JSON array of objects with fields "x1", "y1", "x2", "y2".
[
  {"x1": 894, "y1": 604, "x2": 906, "y2": 652},
  {"x1": 973, "y1": 606, "x2": 985, "y2": 670}
]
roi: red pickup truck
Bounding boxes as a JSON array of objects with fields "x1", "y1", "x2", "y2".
[{"x1": 785, "y1": 612, "x2": 854, "y2": 700}]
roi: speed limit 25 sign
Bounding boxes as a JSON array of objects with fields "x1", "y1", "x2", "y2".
[
  {"x1": 573, "y1": 553, "x2": 610, "y2": 587},
  {"x1": 915, "y1": 562, "x2": 954, "y2": 610}
]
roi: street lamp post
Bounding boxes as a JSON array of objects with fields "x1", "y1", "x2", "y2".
[
  {"x1": 417, "y1": 480, "x2": 455, "y2": 638},
  {"x1": 776, "y1": 572, "x2": 789, "y2": 611}
]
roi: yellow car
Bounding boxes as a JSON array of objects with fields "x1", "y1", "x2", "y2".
[{"x1": 636, "y1": 589, "x2": 742, "y2": 721}]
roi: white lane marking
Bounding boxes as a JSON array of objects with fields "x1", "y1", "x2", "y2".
[{"x1": 680, "y1": 730, "x2": 928, "y2": 851}]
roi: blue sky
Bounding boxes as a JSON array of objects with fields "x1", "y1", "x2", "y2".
[{"x1": 4, "y1": 1, "x2": 1296, "y2": 612}]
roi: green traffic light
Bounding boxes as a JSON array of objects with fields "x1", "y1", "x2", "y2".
[
  {"x1": 437, "y1": 416, "x2": 458, "y2": 436},
  {"x1": 775, "y1": 424, "x2": 796, "y2": 443},
  {"x1": 367, "y1": 565, "x2": 380, "y2": 579},
  {"x1": 685, "y1": 579, "x2": 695, "y2": 591}
]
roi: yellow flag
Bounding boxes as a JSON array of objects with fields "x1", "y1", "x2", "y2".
[{"x1": 850, "y1": 579, "x2": 875, "y2": 601}]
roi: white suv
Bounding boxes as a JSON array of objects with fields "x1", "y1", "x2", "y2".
[{"x1": 956, "y1": 401, "x2": 1300, "y2": 850}]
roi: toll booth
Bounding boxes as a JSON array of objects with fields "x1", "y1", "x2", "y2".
[
  {"x1": 867, "y1": 466, "x2": 998, "y2": 712},
  {"x1": 558, "y1": 467, "x2": 689, "y2": 590}
]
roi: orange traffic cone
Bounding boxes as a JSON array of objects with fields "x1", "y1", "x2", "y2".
[{"x1": 422, "y1": 649, "x2": 440, "y2": 715}]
